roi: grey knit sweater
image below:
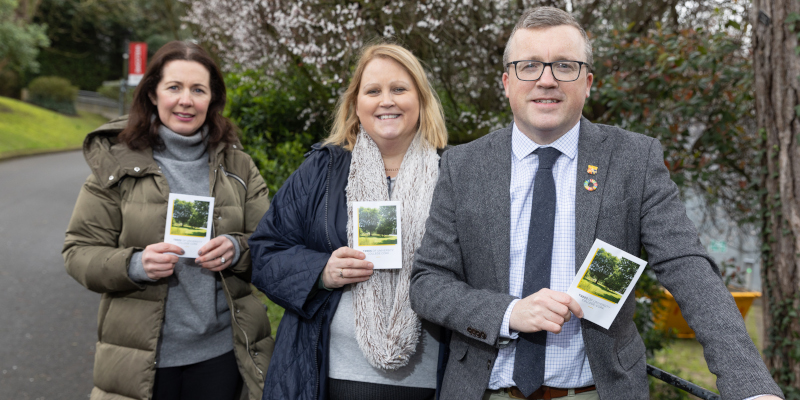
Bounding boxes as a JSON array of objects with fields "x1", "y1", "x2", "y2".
[{"x1": 127, "y1": 125, "x2": 240, "y2": 368}]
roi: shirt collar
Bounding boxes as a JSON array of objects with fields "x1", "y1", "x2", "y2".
[{"x1": 511, "y1": 121, "x2": 580, "y2": 162}]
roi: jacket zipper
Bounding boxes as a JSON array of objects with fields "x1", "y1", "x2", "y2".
[
  {"x1": 212, "y1": 160, "x2": 261, "y2": 376},
  {"x1": 314, "y1": 295, "x2": 330, "y2": 400},
  {"x1": 221, "y1": 165, "x2": 247, "y2": 191},
  {"x1": 324, "y1": 152, "x2": 334, "y2": 253},
  {"x1": 219, "y1": 272, "x2": 263, "y2": 376},
  {"x1": 315, "y1": 149, "x2": 335, "y2": 399}
]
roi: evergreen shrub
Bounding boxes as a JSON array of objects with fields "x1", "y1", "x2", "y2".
[{"x1": 27, "y1": 76, "x2": 79, "y2": 115}]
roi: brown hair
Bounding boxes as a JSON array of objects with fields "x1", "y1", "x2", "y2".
[
  {"x1": 323, "y1": 42, "x2": 448, "y2": 151},
  {"x1": 503, "y1": 7, "x2": 593, "y2": 69},
  {"x1": 119, "y1": 41, "x2": 237, "y2": 150}
]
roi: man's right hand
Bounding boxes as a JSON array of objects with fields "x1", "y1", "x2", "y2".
[
  {"x1": 142, "y1": 242, "x2": 183, "y2": 280},
  {"x1": 509, "y1": 289, "x2": 583, "y2": 334}
]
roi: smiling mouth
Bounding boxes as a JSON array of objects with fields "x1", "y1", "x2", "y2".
[
  {"x1": 533, "y1": 100, "x2": 560, "y2": 104},
  {"x1": 378, "y1": 115, "x2": 400, "y2": 120},
  {"x1": 174, "y1": 112, "x2": 194, "y2": 118}
]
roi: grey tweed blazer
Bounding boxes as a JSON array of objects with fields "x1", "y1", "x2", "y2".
[{"x1": 410, "y1": 118, "x2": 782, "y2": 400}]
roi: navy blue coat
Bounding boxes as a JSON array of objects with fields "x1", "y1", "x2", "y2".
[
  {"x1": 250, "y1": 143, "x2": 350, "y2": 400},
  {"x1": 250, "y1": 143, "x2": 449, "y2": 400}
]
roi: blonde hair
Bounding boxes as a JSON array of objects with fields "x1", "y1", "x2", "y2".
[{"x1": 323, "y1": 43, "x2": 448, "y2": 151}]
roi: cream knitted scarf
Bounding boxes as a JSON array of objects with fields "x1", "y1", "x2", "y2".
[{"x1": 346, "y1": 127, "x2": 440, "y2": 370}]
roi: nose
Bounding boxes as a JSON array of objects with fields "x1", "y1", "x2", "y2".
[
  {"x1": 379, "y1": 91, "x2": 395, "y2": 107},
  {"x1": 178, "y1": 89, "x2": 193, "y2": 107},
  {"x1": 536, "y1": 65, "x2": 558, "y2": 87}
]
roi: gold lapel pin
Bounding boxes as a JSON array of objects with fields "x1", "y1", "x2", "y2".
[{"x1": 587, "y1": 165, "x2": 598, "y2": 175}]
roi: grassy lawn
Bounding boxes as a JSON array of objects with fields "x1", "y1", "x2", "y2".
[
  {"x1": 577, "y1": 276, "x2": 622, "y2": 304},
  {"x1": 0, "y1": 96, "x2": 109, "y2": 159},
  {"x1": 652, "y1": 300, "x2": 763, "y2": 396},
  {"x1": 170, "y1": 225, "x2": 207, "y2": 237},
  {"x1": 358, "y1": 234, "x2": 397, "y2": 246}
]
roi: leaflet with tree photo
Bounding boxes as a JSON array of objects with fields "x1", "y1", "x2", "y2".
[
  {"x1": 352, "y1": 201, "x2": 402, "y2": 269},
  {"x1": 163, "y1": 193, "x2": 215, "y2": 258},
  {"x1": 567, "y1": 239, "x2": 647, "y2": 329}
]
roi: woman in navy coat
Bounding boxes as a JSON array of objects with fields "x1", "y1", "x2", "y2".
[{"x1": 249, "y1": 43, "x2": 449, "y2": 400}]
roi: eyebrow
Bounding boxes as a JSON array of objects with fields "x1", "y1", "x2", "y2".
[
  {"x1": 163, "y1": 80, "x2": 209, "y2": 89},
  {"x1": 515, "y1": 55, "x2": 580, "y2": 61},
  {"x1": 361, "y1": 80, "x2": 412, "y2": 88}
]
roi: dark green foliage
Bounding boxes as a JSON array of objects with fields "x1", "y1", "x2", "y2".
[
  {"x1": 188, "y1": 200, "x2": 209, "y2": 228},
  {"x1": 587, "y1": 24, "x2": 756, "y2": 225},
  {"x1": 358, "y1": 208, "x2": 380, "y2": 237},
  {"x1": 31, "y1": 0, "x2": 188, "y2": 90},
  {"x1": 225, "y1": 69, "x2": 333, "y2": 198},
  {"x1": 27, "y1": 75, "x2": 77, "y2": 115},
  {"x1": 606, "y1": 258, "x2": 639, "y2": 293},
  {"x1": 588, "y1": 248, "x2": 618, "y2": 284},
  {"x1": 376, "y1": 206, "x2": 397, "y2": 236},
  {"x1": 0, "y1": 69, "x2": 22, "y2": 98},
  {"x1": 172, "y1": 200, "x2": 193, "y2": 227}
]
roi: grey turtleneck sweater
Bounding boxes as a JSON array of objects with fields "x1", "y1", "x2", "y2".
[{"x1": 127, "y1": 125, "x2": 240, "y2": 368}]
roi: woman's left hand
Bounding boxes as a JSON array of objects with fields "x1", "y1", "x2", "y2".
[{"x1": 195, "y1": 236, "x2": 236, "y2": 271}]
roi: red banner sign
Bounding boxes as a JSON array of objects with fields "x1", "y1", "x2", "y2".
[{"x1": 128, "y1": 42, "x2": 147, "y2": 86}]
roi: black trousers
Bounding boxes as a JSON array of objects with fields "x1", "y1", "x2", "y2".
[
  {"x1": 329, "y1": 378, "x2": 436, "y2": 400},
  {"x1": 152, "y1": 350, "x2": 242, "y2": 400}
]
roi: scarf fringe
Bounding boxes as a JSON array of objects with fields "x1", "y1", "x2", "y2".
[{"x1": 345, "y1": 128, "x2": 439, "y2": 370}]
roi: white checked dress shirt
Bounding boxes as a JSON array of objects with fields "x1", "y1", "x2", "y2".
[
  {"x1": 489, "y1": 121, "x2": 593, "y2": 389},
  {"x1": 488, "y1": 122, "x2": 768, "y2": 400}
]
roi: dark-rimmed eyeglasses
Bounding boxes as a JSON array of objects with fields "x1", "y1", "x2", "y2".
[{"x1": 505, "y1": 60, "x2": 591, "y2": 82}]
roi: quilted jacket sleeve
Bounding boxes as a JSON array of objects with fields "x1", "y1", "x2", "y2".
[
  {"x1": 249, "y1": 151, "x2": 335, "y2": 319},
  {"x1": 63, "y1": 174, "x2": 143, "y2": 293}
]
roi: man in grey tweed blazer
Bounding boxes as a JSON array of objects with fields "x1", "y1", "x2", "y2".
[{"x1": 410, "y1": 6, "x2": 783, "y2": 400}]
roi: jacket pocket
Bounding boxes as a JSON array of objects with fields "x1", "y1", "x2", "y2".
[{"x1": 617, "y1": 335, "x2": 646, "y2": 371}]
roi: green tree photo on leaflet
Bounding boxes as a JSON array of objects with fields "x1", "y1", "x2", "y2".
[
  {"x1": 589, "y1": 249, "x2": 619, "y2": 284},
  {"x1": 172, "y1": 200, "x2": 193, "y2": 227},
  {"x1": 187, "y1": 212, "x2": 205, "y2": 229},
  {"x1": 358, "y1": 208, "x2": 380, "y2": 237},
  {"x1": 605, "y1": 258, "x2": 639, "y2": 294},
  {"x1": 193, "y1": 200, "x2": 209, "y2": 220},
  {"x1": 0, "y1": 0, "x2": 49, "y2": 76}
]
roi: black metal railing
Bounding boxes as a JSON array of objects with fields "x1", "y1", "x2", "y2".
[{"x1": 647, "y1": 364, "x2": 720, "y2": 400}]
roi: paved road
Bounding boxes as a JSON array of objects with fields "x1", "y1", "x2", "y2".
[{"x1": 0, "y1": 151, "x2": 97, "y2": 399}]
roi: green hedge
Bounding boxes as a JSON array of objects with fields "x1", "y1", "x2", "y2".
[
  {"x1": 27, "y1": 76, "x2": 78, "y2": 115},
  {"x1": 225, "y1": 69, "x2": 334, "y2": 198}
]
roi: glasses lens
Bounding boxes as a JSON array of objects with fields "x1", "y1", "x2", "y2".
[
  {"x1": 552, "y1": 62, "x2": 581, "y2": 81},
  {"x1": 516, "y1": 61, "x2": 544, "y2": 80}
]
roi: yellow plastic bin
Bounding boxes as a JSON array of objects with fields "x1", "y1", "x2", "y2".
[{"x1": 653, "y1": 289, "x2": 761, "y2": 339}]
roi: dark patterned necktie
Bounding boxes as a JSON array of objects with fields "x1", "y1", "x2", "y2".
[{"x1": 513, "y1": 146, "x2": 561, "y2": 397}]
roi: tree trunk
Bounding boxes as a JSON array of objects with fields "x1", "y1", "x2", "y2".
[{"x1": 752, "y1": 0, "x2": 800, "y2": 394}]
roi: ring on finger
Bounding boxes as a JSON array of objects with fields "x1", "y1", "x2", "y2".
[
  {"x1": 221, "y1": 256, "x2": 226, "y2": 264},
  {"x1": 339, "y1": 269, "x2": 343, "y2": 278}
]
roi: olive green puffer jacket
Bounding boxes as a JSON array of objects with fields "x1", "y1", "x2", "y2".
[{"x1": 63, "y1": 117, "x2": 274, "y2": 400}]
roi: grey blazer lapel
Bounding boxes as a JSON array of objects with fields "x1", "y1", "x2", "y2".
[
  {"x1": 574, "y1": 118, "x2": 612, "y2": 272},
  {"x1": 488, "y1": 126, "x2": 513, "y2": 293}
]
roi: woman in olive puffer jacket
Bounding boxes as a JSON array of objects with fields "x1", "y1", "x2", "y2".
[{"x1": 63, "y1": 41, "x2": 273, "y2": 400}]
